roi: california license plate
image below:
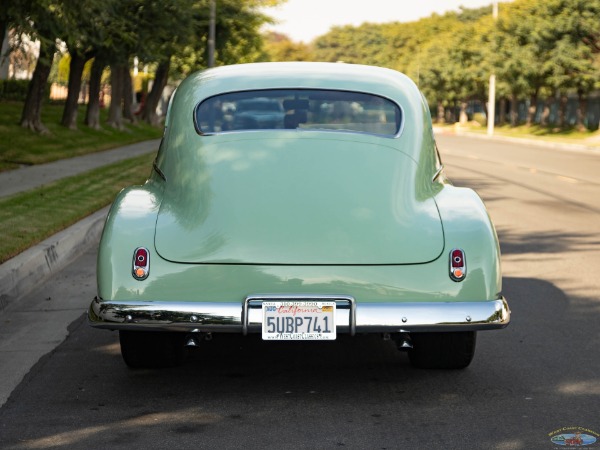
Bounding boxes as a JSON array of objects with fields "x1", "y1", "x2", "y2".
[{"x1": 262, "y1": 301, "x2": 336, "y2": 340}]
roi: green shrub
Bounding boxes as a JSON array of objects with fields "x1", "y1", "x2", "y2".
[
  {"x1": 472, "y1": 112, "x2": 487, "y2": 127},
  {"x1": 0, "y1": 79, "x2": 30, "y2": 101}
]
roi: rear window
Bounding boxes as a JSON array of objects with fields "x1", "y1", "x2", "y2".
[{"x1": 195, "y1": 89, "x2": 401, "y2": 136}]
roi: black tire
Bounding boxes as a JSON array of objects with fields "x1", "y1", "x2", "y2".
[
  {"x1": 408, "y1": 331, "x2": 476, "y2": 370},
  {"x1": 119, "y1": 330, "x2": 186, "y2": 369}
]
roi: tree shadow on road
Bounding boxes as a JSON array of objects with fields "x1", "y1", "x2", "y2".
[{"x1": 497, "y1": 226, "x2": 600, "y2": 255}]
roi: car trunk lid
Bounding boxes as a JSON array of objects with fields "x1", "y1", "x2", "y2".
[{"x1": 154, "y1": 135, "x2": 443, "y2": 265}]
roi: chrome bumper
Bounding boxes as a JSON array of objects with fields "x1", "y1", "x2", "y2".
[{"x1": 88, "y1": 295, "x2": 510, "y2": 334}]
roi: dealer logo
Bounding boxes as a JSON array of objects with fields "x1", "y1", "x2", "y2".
[{"x1": 549, "y1": 427, "x2": 599, "y2": 447}]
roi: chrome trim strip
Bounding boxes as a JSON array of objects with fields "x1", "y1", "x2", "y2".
[
  {"x1": 153, "y1": 160, "x2": 167, "y2": 181},
  {"x1": 89, "y1": 297, "x2": 510, "y2": 333},
  {"x1": 432, "y1": 165, "x2": 444, "y2": 183}
]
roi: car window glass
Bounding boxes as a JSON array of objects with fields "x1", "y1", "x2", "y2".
[{"x1": 196, "y1": 89, "x2": 401, "y2": 136}]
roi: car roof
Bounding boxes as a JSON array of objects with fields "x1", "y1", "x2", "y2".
[{"x1": 178, "y1": 62, "x2": 421, "y2": 108}]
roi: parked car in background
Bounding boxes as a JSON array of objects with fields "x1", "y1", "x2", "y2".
[
  {"x1": 230, "y1": 97, "x2": 285, "y2": 130},
  {"x1": 89, "y1": 62, "x2": 510, "y2": 370}
]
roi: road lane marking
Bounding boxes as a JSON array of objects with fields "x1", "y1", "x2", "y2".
[{"x1": 556, "y1": 175, "x2": 578, "y2": 184}]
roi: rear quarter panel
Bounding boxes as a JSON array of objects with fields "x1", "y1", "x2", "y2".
[
  {"x1": 434, "y1": 184, "x2": 503, "y2": 301},
  {"x1": 96, "y1": 180, "x2": 163, "y2": 300}
]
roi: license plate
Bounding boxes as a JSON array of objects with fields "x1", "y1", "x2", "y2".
[{"x1": 262, "y1": 301, "x2": 336, "y2": 340}]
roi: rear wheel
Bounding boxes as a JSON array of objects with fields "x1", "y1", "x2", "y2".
[
  {"x1": 119, "y1": 330, "x2": 186, "y2": 369},
  {"x1": 408, "y1": 331, "x2": 476, "y2": 370}
]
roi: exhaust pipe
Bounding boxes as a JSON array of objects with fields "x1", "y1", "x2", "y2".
[
  {"x1": 394, "y1": 332, "x2": 413, "y2": 351},
  {"x1": 185, "y1": 332, "x2": 213, "y2": 347}
]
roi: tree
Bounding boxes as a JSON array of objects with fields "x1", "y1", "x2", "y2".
[
  {"x1": 141, "y1": 59, "x2": 171, "y2": 126},
  {"x1": 419, "y1": 41, "x2": 453, "y2": 123},
  {"x1": 1, "y1": 0, "x2": 65, "y2": 133},
  {"x1": 102, "y1": 0, "x2": 148, "y2": 129},
  {"x1": 20, "y1": 39, "x2": 54, "y2": 133},
  {"x1": 147, "y1": 0, "x2": 278, "y2": 124},
  {"x1": 434, "y1": 23, "x2": 487, "y2": 124},
  {"x1": 59, "y1": 0, "x2": 113, "y2": 129},
  {"x1": 313, "y1": 23, "x2": 388, "y2": 66},
  {"x1": 18, "y1": 0, "x2": 63, "y2": 133},
  {"x1": 544, "y1": 0, "x2": 600, "y2": 129},
  {"x1": 84, "y1": 54, "x2": 106, "y2": 129},
  {"x1": 261, "y1": 32, "x2": 314, "y2": 62},
  {"x1": 136, "y1": 0, "x2": 197, "y2": 126},
  {"x1": 493, "y1": 17, "x2": 535, "y2": 126},
  {"x1": 0, "y1": 0, "x2": 27, "y2": 59},
  {"x1": 312, "y1": 7, "x2": 494, "y2": 124}
]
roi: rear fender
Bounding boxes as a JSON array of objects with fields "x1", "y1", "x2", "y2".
[
  {"x1": 97, "y1": 181, "x2": 163, "y2": 299},
  {"x1": 434, "y1": 185, "x2": 502, "y2": 300}
]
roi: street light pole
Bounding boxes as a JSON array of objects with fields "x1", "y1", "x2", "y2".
[
  {"x1": 487, "y1": 1, "x2": 498, "y2": 136},
  {"x1": 208, "y1": 0, "x2": 216, "y2": 68}
]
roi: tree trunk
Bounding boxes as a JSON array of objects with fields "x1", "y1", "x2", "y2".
[
  {"x1": 141, "y1": 58, "x2": 171, "y2": 126},
  {"x1": 122, "y1": 65, "x2": 136, "y2": 123},
  {"x1": 509, "y1": 93, "x2": 518, "y2": 127},
  {"x1": 20, "y1": 39, "x2": 54, "y2": 134},
  {"x1": 541, "y1": 96, "x2": 553, "y2": 127},
  {"x1": 498, "y1": 98, "x2": 506, "y2": 126},
  {"x1": 436, "y1": 101, "x2": 445, "y2": 124},
  {"x1": 85, "y1": 56, "x2": 105, "y2": 130},
  {"x1": 557, "y1": 93, "x2": 568, "y2": 129},
  {"x1": 451, "y1": 101, "x2": 458, "y2": 123},
  {"x1": 526, "y1": 92, "x2": 538, "y2": 127},
  {"x1": 107, "y1": 63, "x2": 125, "y2": 129},
  {"x1": 60, "y1": 51, "x2": 88, "y2": 130},
  {"x1": 575, "y1": 89, "x2": 587, "y2": 132}
]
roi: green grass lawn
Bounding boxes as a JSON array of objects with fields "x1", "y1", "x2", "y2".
[
  {"x1": 0, "y1": 101, "x2": 163, "y2": 172},
  {"x1": 0, "y1": 152, "x2": 155, "y2": 264}
]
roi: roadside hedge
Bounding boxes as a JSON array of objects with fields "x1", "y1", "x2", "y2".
[{"x1": 0, "y1": 79, "x2": 30, "y2": 101}]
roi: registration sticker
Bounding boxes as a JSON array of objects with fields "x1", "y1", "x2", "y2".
[{"x1": 262, "y1": 301, "x2": 336, "y2": 340}]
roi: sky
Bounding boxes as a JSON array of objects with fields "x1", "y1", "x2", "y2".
[{"x1": 263, "y1": 0, "x2": 496, "y2": 43}]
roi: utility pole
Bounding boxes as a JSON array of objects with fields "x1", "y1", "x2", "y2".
[
  {"x1": 208, "y1": 0, "x2": 216, "y2": 68},
  {"x1": 487, "y1": 1, "x2": 498, "y2": 136}
]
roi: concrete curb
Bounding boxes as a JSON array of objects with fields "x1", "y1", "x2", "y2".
[{"x1": 0, "y1": 206, "x2": 109, "y2": 312}]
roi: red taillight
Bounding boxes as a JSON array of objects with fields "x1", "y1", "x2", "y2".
[
  {"x1": 132, "y1": 247, "x2": 150, "y2": 280},
  {"x1": 449, "y1": 248, "x2": 466, "y2": 282}
]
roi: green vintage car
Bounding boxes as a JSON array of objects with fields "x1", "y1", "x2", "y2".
[{"x1": 88, "y1": 62, "x2": 510, "y2": 369}]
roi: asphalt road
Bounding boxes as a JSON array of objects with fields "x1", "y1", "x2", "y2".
[{"x1": 1, "y1": 134, "x2": 599, "y2": 449}]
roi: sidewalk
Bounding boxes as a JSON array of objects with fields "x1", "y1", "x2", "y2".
[
  {"x1": 0, "y1": 139, "x2": 161, "y2": 198},
  {"x1": 0, "y1": 139, "x2": 160, "y2": 309}
]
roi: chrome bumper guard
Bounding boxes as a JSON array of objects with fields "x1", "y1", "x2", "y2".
[{"x1": 88, "y1": 295, "x2": 510, "y2": 333}]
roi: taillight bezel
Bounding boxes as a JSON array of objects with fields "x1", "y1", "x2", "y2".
[
  {"x1": 132, "y1": 247, "x2": 150, "y2": 280},
  {"x1": 449, "y1": 248, "x2": 467, "y2": 282}
]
